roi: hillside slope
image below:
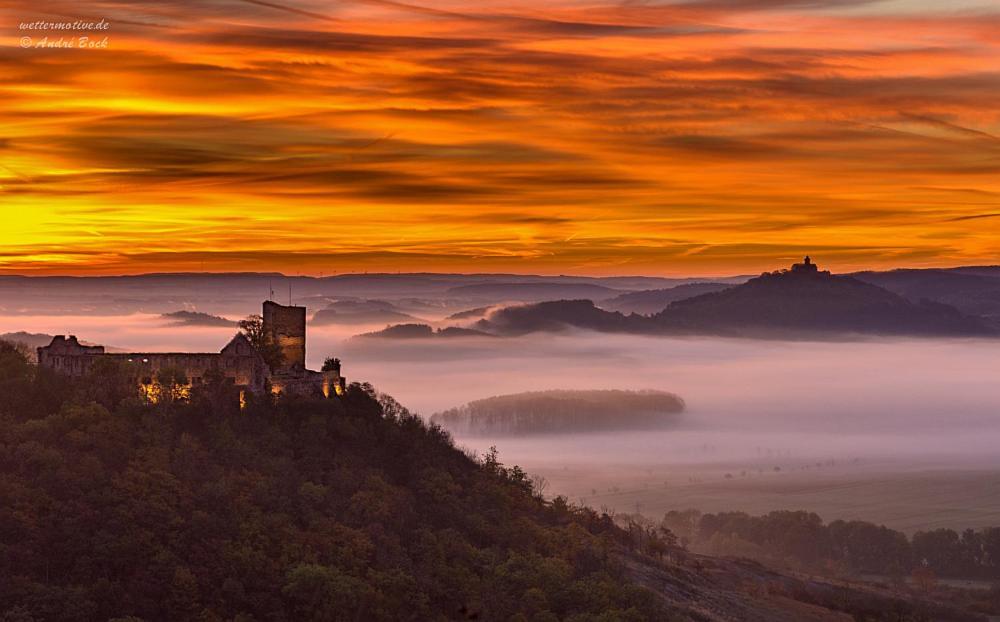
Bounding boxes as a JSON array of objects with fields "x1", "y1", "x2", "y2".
[
  {"x1": 311, "y1": 299, "x2": 423, "y2": 325},
  {"x1": 447, "y1": 282, "x2": 625, "y2": 303},
  {"x1": 852, "y1": 268, "x2": 1000, "y2": 322},
  {"x1": 0, "y1": 341, "x2": 985, "y2": 621},
  {"x1": 600, "y1": 283, "x2": 732, "y2": 315},
  {"x1": 0, "y1": 374, "x2": 669, "y2": 621},
  {"x1": 653, "y1": 264, "x2": 994, "y2": 337},
  {"x1": 469, "y1": 260, "x2": 994, "y2": 338}
]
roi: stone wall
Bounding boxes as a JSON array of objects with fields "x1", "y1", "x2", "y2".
[
  {"x1": 269, "y1": 369, "x2": 346, "y2": 399},
  {"x1": 36, "y1": 336, "x2": 104, "y2": 377},
  {"x1": 36, "y1": 302, "x2": 342, "y2": 402},
  {"x1": 37, "y1": 333, "x2": 269, "y2": 395},
  {"x1": 262, "y1": 300, "x2": 306, "y2": 371}
]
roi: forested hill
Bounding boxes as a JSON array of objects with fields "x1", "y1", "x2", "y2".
[
  {"x1": 652, "y1": 267, "x2": 995, "y2": 336},
  {"x1": 0, "y1": 340, "x2": 986, "y2": 621},
  {"x1": 0, "y1": 341, "x2": 668, "y2": 621},
  {"x1": 469, "y1": 268, "x2": 995, "y2": 338}
]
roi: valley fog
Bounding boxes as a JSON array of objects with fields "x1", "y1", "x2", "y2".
[{"x1": 5, "y1": 312, "x2": 1000, "y2": 530}]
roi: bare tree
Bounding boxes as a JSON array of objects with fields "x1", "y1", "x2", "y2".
[{"x1": 238, "y1": 315, "x2": 284, "y2": 370}]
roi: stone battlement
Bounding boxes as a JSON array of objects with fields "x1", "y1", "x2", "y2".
[
  {"x1": 263, "y1": 300, "x2": 306, "y2": 371},
  {"x1": 37, "y1": 301, "x2": 345, "y2": 403}
]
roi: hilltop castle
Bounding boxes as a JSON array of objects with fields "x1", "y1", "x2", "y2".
[
  {"x1": 37, "y1": 300, "x2": 345, "y2": 403},
  {"x1": 777, "y1": 256, "x2": 831, "y2": 277}
]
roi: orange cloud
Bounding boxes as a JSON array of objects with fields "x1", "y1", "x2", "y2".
[{"x1": 1, "y1": 0, "x2": 998, "y2": 276}]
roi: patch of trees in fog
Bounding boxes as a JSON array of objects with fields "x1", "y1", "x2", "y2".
[
  {"x1": 662, "y1": 509, "x2": 1000, "y2": 582},
  {"x1": 430, "y1": 389, "x2": 685, "y2": 435}
]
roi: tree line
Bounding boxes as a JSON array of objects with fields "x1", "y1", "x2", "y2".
[
  {"x1": 431, "y1": 390, "x2": 685, "y2": 436},
  {"x1": 662, "y1": 508, "x2": 1000, "y2": 582}
]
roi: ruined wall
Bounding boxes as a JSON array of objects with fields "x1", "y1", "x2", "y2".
[
  {"x1": 37, "y1": 334, "x2": 268, "y2": 395},
  {"x1": 36, "y1": 301, "x2": 338, "y2": 403},
  {"x1": 219, "y1": 334, "x2": 269, "y2": 393},
  {"x1": 103, "y1": 353, "x2": 222, "y2": 387},
  {"x1": 268, "y1": 369, "x2": 344, "y2": 399},
  {"x1": 262, "y1": 300, "x2": 306, "y2": 371},
  {"x1": 36, "y1": 336, "x2": 105, "y2": 377}
]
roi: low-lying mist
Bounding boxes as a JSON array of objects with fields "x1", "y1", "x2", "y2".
[{"x1": 5, "y1": 312, "x2": 999, "y2": 529}]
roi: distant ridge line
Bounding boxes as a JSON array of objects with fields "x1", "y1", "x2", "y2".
[{"x1": 1, "y1": 265, "x2": 999, "y2": 280}]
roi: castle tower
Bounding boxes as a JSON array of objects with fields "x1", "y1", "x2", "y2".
[
  {"x1": 262, "y1": 300, "x2": 306, "y2": 371},
  {"x1": 791, "y1": 255, "x2": 819, "y2": 273}
]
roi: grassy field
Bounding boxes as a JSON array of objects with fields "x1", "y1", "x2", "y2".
[{"x1": 523, "y1": 459, "x2": 1000, "y2": 534}]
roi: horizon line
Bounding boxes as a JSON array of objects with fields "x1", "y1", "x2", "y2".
[{"x1": 1, "y1": 262, "x2": 999, "y2": 281}]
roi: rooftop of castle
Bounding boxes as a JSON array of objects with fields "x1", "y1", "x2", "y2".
[
  {"x1": 791, "y1": 255, "x2": 819, "y2": 273},
  {"x1": 760, "y1": 256, "x2": 832, "y2": 279}
]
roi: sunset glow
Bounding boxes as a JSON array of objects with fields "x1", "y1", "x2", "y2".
[{"x1": 2, "y1": 0, "x2": 999, "y2": 275}]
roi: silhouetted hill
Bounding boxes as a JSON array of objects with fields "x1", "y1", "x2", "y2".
[
  {"x1": 0, "y1": 272, "x2": 688, "y2": 317},
  {"x1": 358, "y1": 323, "x2": 494, "y2": 339},
  {"x1": 311, "y1": 299, "x2": 423, "y2": 325},
  {"x1": 601, "y1": 282, "x2": 732, "y2": 315},
  {"x1": 476, "y1": 299, "x2": 640, "y2": 335},
  {"x1": 436, "y1": 326, "x2": 494, "y2": 338},
  {"x1": 654, "y1": 261, "x2": 995, "y2": 337},
  {"x1": 431, "y1": 389, "x2": 685, "y2": 435},
  {"x1": 949, "y1": 266, "x2": 1000, "y2": 278},
  {"x1": 472, "y1": 260, "x2": 996, "y2": 338},
  {"x1": 445, "y1": 305, "x2": 494, "y2": 320},
  {"x1": 9, "y1": 267, "x2": 1000, "y2": 325},
  {"x1": 161, "y1": 310, "x2": 236, "y2": 327},
  {"x1": 853, "y1": 268, "x2": 1000, "y2": 322},
  {"x1": 446, "y1": 282, "x2": 625, "y2": 303}
]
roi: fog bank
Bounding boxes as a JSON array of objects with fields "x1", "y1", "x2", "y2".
[{"x1": 5, "y1": 313, "x2": 999, "y2": 529}]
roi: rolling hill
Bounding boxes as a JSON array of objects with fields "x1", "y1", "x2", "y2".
[
  {"x1": 446, "y1": 282, "x2": 625, "y2": 303},
  {"x1": 357, "y1": 323, "x2": 493, "y2": 339},
  {"x1": 852, "y1": 268, "x2": 1000, "y2": 323},
  {"x1": 467, "y1": 259, "x2": 996, "y2": 338},
  {"x1": 654, "y1": 261, "x2": 994, "y2": 337},
  {"x1": 600, "y1": 282, "x2": 733, "y2": 315},
  {"x1": 161, "y1": 310, "x2": 237, "y2": 327},
  {"x1": 310, "y1": 299, "x2": 423, "y2": 325}
]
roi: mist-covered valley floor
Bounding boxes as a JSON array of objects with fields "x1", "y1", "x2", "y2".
[{"x1": 6, "y1": 309, "x2": 999, "y2": 534}]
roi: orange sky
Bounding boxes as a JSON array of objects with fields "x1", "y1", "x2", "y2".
[{"x1": 1, "y1": 0, "x2": 999, "y2": 276}]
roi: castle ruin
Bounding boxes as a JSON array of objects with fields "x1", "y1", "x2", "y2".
[{"x1": 37, "y1": 301, "x2": 345, "y2": 403}]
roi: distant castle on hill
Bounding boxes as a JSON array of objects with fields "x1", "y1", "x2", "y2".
[
  {"x1": 767, "y1": 256, "x2": 831, "y2": 278},
  {"x1": 37, "y1": 300, "x2": 345, "y2": 403},
  {"x1": 792, "y1": 255, "x2": 818, "y2": 273}
]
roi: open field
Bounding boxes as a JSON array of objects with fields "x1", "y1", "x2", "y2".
[{"x1": 498, "y1": 457, "x2": 1000, "y2": 534}]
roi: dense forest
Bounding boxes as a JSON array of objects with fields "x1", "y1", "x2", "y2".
[
  {"x1": 430, "y1": 390, "x2": 685, "y2": 436},
  {"x1": 2, "y1": 338, "x2": 994, "y2": 621},
  {"x1": 0, "y1": 340, "x2": 668, "y2": 621},
  {"x1": 663, "y1": 509, "x2": 1000, "y2": 582}
]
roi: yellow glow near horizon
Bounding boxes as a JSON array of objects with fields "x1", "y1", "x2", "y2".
[{"x1": 1, "y1": 0, "x2": 998, "y2": 276}]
